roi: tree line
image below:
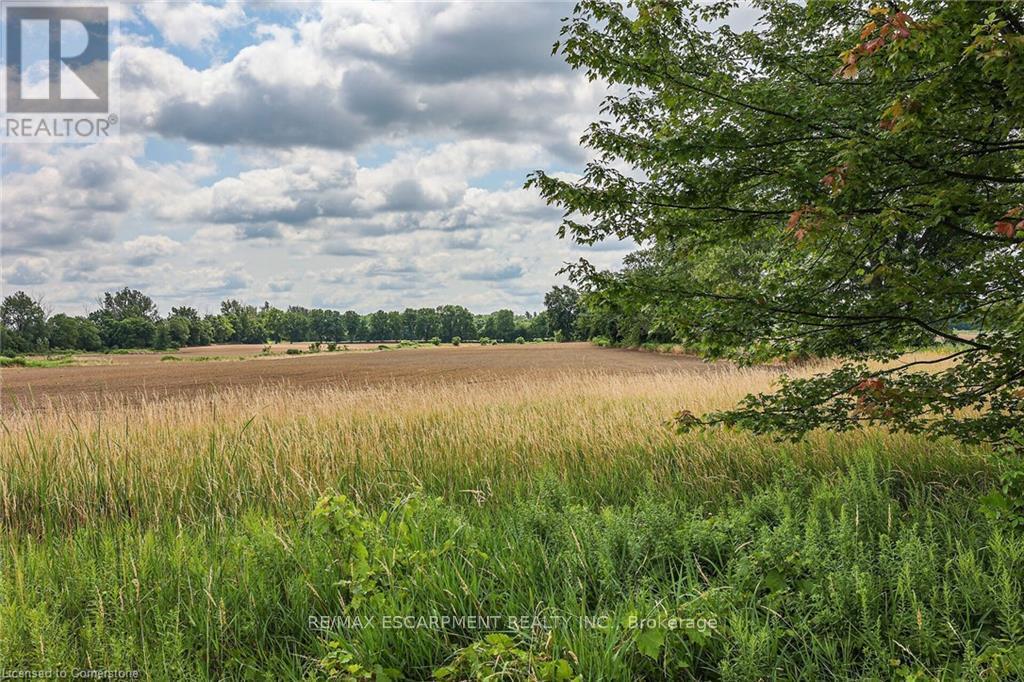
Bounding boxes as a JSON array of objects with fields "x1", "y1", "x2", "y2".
[{"x1": 0, "y1": 286, "x2": 584, "y2": 354}]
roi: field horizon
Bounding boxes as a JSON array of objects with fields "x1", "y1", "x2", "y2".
[{"x1": 1, "y1": 341, "x2": 711, "y2": 409}]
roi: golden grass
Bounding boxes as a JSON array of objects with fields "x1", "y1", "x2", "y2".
[{"x1": 0, "y1": 353, "x2": 987, "y2": 533}]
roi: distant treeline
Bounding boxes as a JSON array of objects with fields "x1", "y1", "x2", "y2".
[{"x1": 0, "y1": 286, "x2": 584, "y2": 354}]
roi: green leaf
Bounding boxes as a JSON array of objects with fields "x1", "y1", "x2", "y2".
[
  {"x1": 763, "y1": 569, "x2": 787, "y2": 593},
  {"x1": 636, "y1": 627, "x2": 665, "y2": 660}
]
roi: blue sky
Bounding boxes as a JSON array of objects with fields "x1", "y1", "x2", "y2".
[{"x1": 2, "y1": 1, "x2": 636, "y2": 315}]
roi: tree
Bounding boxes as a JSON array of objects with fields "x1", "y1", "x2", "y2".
[
  {"x1": 107, "y1": 317, "x2": 156, "y2": 349},
  {"x1": 46, "y1": 314, "x2": 81, "y2": 350},
  {"x1": 220, "y1": 300, "x2": 266, "y2": 344},
  {"x1": 152, "y1": 321, "x2": 173, "y2": 350},
  {"x1": 386, "y1": 311, "x2": 404, "y2": 340},
  {"x1": 169, "y1": 306, "x2": 210, "y2": 346},
  {"x1": 47, "y1": 314, "x2": 102, "y2": 351},
  {"x1": 75, "y1": 318, "x2": 103, "y2": 351},
  {"x1": 283, "y1": 307, "x2": 311, "y2": 342},
  {"x1": 367, "y1": 310, "x2": 391, "y2": 341},
  {"x1": 91, "y1": 288, "x2": 159, "y2": 348},
  {"x1": 437, "y1": 305, "x2": 476, "y2": 342},
  {"x1": 1, "y1": 291, "x2": 48, "y2": 352},
  {"x1": 99, "y1": 288, "x2": 159, "y2": 322},
  {"x1": 543, "y1": 286, "x2": 580, "y2": 341},
  {"x1": 166, "y1": 316, "x2": 191, "y2": 348},
  {"x1": 342, "y1": 311, "x2": 365, "y2": 342},
  {"x1": 527, "y1": 311, "x2": 550, "y2": 340},
  {"x1": 207, "y1": 314, "x2": 234, "y2": 344},
  {"x1": 400, "y1": 308, "x2": 419, "y2": 340},
  {"x1": 483, "y1": 309, "x2": 517, "y2": 342},
  {"x1": 310, "y1": 309, "x2": 345, "y2": 342},
  {"x1": 528, "y1": 1, "x2": 1024, "y2": 444},
  {"x1": 414, "y1": 308, "x2": 442, "y2": 341}
]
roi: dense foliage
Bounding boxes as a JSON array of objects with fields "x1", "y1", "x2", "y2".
[
  {"x1": 0, "y1": 287, "x2": 558, "y2": 353},
  {"x1": 529, "y1": 0, "x2": 1024, "y2": 444},
  {"x1": 4, "y1": 457, "x2": 1021, "y2": 678}
]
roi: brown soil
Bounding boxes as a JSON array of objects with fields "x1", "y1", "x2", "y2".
[{"x1": 1, "y1": 342, "x2": 712, "y2": 410}]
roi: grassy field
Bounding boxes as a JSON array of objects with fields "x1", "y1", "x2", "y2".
[{"x1": 1, "y1": 348, "x2": 1021, "y2": 679}]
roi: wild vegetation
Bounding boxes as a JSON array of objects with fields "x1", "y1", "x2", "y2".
[{"x1": 3, "y1": 357, "x2": 1021, "y2": 679}]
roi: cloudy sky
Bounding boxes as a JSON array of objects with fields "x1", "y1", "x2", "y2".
[{"x1": 1, "y1": 1, "x2": 635, "y2": 316}]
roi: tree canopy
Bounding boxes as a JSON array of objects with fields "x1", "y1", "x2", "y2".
[
  {"x1": 528, "y1": 0, "x2": 1024, "y2": 444},
  {"x1": 0, "y1": 291, "x2": 48, "y2": 353},
  {"x1": 544, "y1": 285, "x2": 582, "y2": 340}
]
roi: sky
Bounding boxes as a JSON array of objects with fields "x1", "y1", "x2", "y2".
[{"x1": 1, "y1": 1, "x2": 636, "y2": 316}]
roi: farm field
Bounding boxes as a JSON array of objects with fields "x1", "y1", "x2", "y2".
[
  {"x1": 1, "y1": 344, "x2": 1019, "y2": 679},
  {"x1": 0, "y1": 342, "x2": 708, "y2": 408}
]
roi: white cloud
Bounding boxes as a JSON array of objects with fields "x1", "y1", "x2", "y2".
[
  {"x1": 142, "y1": 3, "x2": 246, "y2": 50},
  {"x1": 5, "y1": 257, "x2": 51, "y2": 285},
  {"x1": 4, "y1": 1, "x2": 628, "y2": 315},
  {"x1": 123, "y1": 235, "x2": 181, "y2": 266},
  {"x1": 117, "y1": 1, "x2": 600, "y2": 157}
]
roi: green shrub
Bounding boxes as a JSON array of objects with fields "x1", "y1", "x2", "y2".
[
  {"x1": 478, "y1": 336, "x2": 492, "y2": 346},
  {"x1": 320, "y1": 643, "x2": 401, "y2": 681},
  {"x1": 0, "y1": 355, "x2": 74, "y2": 368},
  {"x1": 309, "y1": 342, "x2": 322, "y2": 353},
  {"x1": 286, "y1": 348, "x2": 303, "y2": 355},
  {"x1": 434, "y1": 634, "x2": 578, "y2": 681},
  {"x1": 980, "y1": 431, "x2": 1024, "y2": 530},
  {"x1": 430, "y1": 337, "x2": 441, "y2": 346},
  {"x1": 326, "y1": 342, "x2": 338, "y2": 352},
  {"x1": 515, "y1": 336, "x2": 525, "y2": 344},
  {"x1": 160, "y1": 355, "x2": 182, "y2": 362},
  {"x1": 591, "y1": 336, "x2": 612, "y2": 348},
  {"x1": 451, "y1": 336, "x2": 461, "y2": 346}
]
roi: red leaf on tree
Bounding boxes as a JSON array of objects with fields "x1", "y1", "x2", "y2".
[
  {"x1": 994, "y1": 221, "x2": 1017, "y2": 238},
  {"x1": 821, "y1": 164, "x2": 847, "y2": 191},
  {"x1": 852, "y1": 376, "x2": 889, "y2": 416},
  {"x1": 863, "y1": 37, "x2": 886, "y2": 54},
  {"x1": 787, "y1": 209, "x2": 803, "y2": 229},
  {"x1": 854, "y1": 377, "x2": 885, "y2": 394}
]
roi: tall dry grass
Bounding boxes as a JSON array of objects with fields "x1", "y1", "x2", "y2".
[
  {"x1": 0, "y1": 357, "x2": 987, "y2": 533},
  {"x1": 0, "y1": 354, "x2": 1012, "y2": 679}
]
